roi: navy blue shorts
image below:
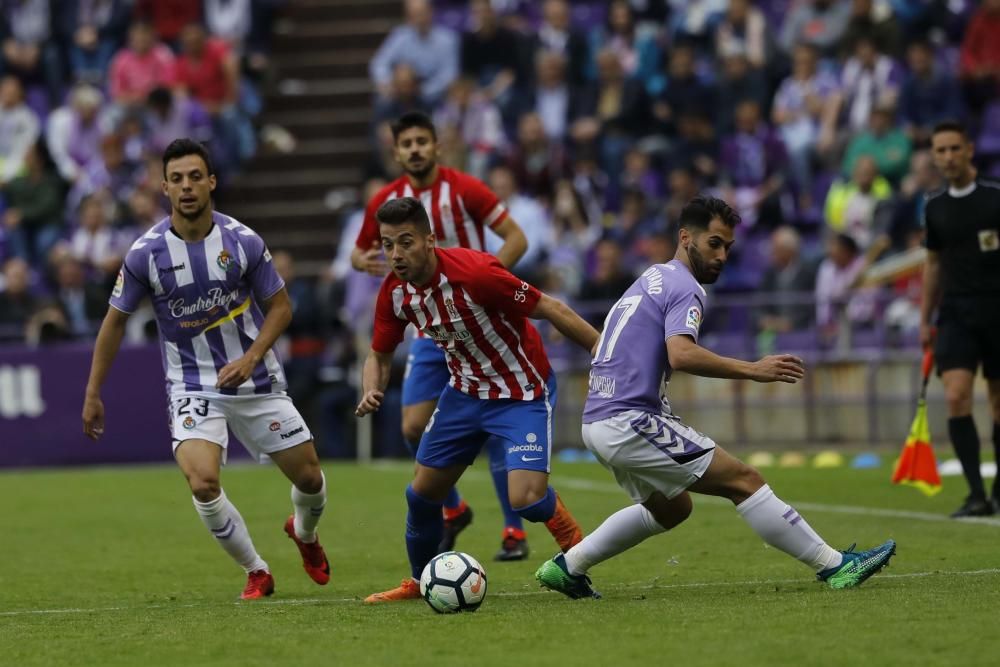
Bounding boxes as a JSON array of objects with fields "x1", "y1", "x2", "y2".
[
  {"x1": 402, "y1": 337, "x2": 451, "y2": 406},
  {"x1": 416, "y1": 375, "x2": 557, "y2": 473}
]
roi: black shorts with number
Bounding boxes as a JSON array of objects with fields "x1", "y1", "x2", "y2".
[{"x1": 935, "y1": 296, "x2": 1000, "y2": 378}]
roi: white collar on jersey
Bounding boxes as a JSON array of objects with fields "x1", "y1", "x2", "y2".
[{"x1": 948, "y1": 181, "x2": 976, "y2": 198}]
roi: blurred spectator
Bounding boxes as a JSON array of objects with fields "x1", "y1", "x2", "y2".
[
  {"x1": 900, "y1": 39, "x2": 964, "y2": 146},
  {"x1": 668, "y1": 0, "x2": 727, "y2": 46},
  {"x1": 548, "y1": 178, "x2": 600, "y2": 296},
  {"x1": 108, "y1": 21, "x2": 177, "y2": 108},
  {"x1": 667, "y1": 112, "x2": 719, "y2": 183},
  {"x1": 824, "y1": 154, "x2": 892, "y2": 249},
  {"x1": 815, "y1": 232, "x2": 880, "y2": 334},
  {"x1": 652, "y1": 43, "x2": 716, "y2": 134},
  {"x1": 618, "y1": 147, "x2": 662, "y2": 204},
  {"x1": 174, "y1": 23, "x2": 254, "y2": 169},
  {"x1": 144, "y1": 86, "x2": 212, "y2": 154},
  {"x1": 523, "y1": 50, "x2": 580, "y2": 142},
  {"x1": 756, "y1": 226, "x2": 817, "y2": 334},
  {"x1": 533, "y1": 0, "x2": 589, "y2": 86},
  {"x1": 588, "y1": 0, "x2": 664, "y2": 96},
  {"x1": 714, "y1": 46, "x2": 770, "y2": 135},
  {"x1": 715, "y1": 0, "x2": 772, "y2": 70},
  {"x1": 370, "y1": 0, "x2": 458, "y2": 106},
  {"x1": 580, "y1": 238, "x2": 636, "y2": 310},
  {"x1": 433, "y1": 77, "x2": 505, "y2": 180},
  {"x1": 0, "y1": 256, "x2": 36, "y2": 338},
  {"x1": 772, "y1": 43, "x2": 840, "y2": 206},
  {"x1": 124, "y1": 186, "x2": 167, "y2": 232},
  {"x1": 572, "y1": 47, "x2": 652, "y2": 181},
  {"x1": 958, "y1": 0, "x2": 1000, "y2": 115},
  {"x1": 840, "y1": 0, "x2": 901, "y2": 57},
  {"x1": 605, "y1": 187, "x2": 662, "y2": 259},
  {"x1": 460, "y1": 0, "x2": 523, "y2": 111},
  {"x1": 484, "y1": 164, "x2": 552, "y2": 279},
  {"x1": 50, "y1": 254, "x2": 107, "y2": 337},
  {"x1": 505, "y1": 111, "x2": 568, "y2": 202},
  {"x1": 56, "y1": 0, "x2": 131, "y2": 85},
  {"x1": 842, "y1": 106, "x2": 912, "y2": 184},
  {"x1": 885, "y1": 149, "x2": 940, "y2": 250},
  {"x1": 663, "y1": 165, "x2": 700, "y2": 230},
  {"x1": 68, "y1": 193, "x2": 126, "y2": 281},
  {"x1": 3, "y1": 140, "x2": 65, "y2": 264},
  {"x1": 372, "y1": 63, "x2": 427, "y2": 131},
  {"x1": 204, "y1": 0, "x2": 252, "y2": 48},
  {"x1": 134, "y1": 0, "x2": 202, "y2": 44},
  {"x1": 779, "y1": 0, "x2": 852, "y2": 58},
  {"x1": 0, "y1": 75, "x2": 39, "y2": 184},
  {"x1": 0, "y1": 0, "x2": 62, "y2": 102},
  {"x1": 68, "y1": 132, "x2": 141, "y2": 210},
  {"x1": 718, "y1": 99, "x2": 787, "y2": 228},
  {"x1": 840, "y1": 35, "x2": 902, "y2": 134},
  {"x1": 173, "y1": 23, "x2": 237, "y2": 114},
  {"x1": 45, "y1": 84, "x2": 110, "y2": 185},
  {"x1": 272, "y1": 249, "x2": 324, "y2": 402}
]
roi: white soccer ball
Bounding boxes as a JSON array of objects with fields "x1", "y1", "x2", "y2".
[{"x1": 419, "y1": 551, "x2": 488, "y2": 613}]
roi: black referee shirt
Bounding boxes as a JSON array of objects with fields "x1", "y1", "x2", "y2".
[{"x1": 924, "y1": 179, "x2": 1000, "y2": 298}]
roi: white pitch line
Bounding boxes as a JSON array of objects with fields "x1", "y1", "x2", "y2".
[{"x1": 2, "y1": 568, "x2": 998, "y2": 618}]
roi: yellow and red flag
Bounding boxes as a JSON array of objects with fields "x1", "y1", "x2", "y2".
[{"x1": 892, "y1": 348, "x2": 942, "y2": 495}]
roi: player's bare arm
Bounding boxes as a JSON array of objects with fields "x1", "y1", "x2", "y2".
[
  {"x1": 355, "y1": 349, "x2": 394, "y2": 416},
  {"x1": 351, "y1": 241, "x2": 389, "y2": 276},
  {"x1": 82, "y1": 306, "x2": 130, "y2": 440},
  {"x1": 217, "y1": 288, "x2": 292, "y2": 388},
  {"x1": 919, "y1": 249, "x2": 942, "y2": 348},
  {"x1": 530, "y1": 293, "x2": 601, "y2": 354},
  {"x1": 491, "y1": 217, "x2": 528, "y2": 269},
  {"x1": 666, "y1": 334, "x2": 805, "y2": 383}
]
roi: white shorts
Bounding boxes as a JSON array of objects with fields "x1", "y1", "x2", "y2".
[
  {"x1": 169, "y1": 391, "x2": 313, "y2": 464},
  {"x1": 582, "y1": 410, "x2": 716, "y2": 503}
]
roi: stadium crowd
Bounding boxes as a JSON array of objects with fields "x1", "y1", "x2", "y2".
[
  {"x1": 0, "y1": 0, "x2": 279, "y2": 343},
  {"x1": 1, "y1": 0, "x2": 999, "y2": 456},
  {"x1": 354, "y1": 0, "x2": 999, "y2": 347}
]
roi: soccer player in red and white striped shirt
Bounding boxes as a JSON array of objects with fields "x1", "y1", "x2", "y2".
[
  {"x1": 356, "y1": 197, "x2": 601, "y2": 603},
  {"x1": 350, "y1": 112, "x2": 533, "y2": 560}
]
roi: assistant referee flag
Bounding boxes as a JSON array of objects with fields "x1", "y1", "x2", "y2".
[{"x1": 892, "y1": 348, "x2": 942, "y2": 496}]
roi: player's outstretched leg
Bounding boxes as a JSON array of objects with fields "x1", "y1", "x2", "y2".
[
  {"x1": 536, "y1": 493, "x2": 691, "y2": 599},
  {"x1": 508, "y1": 473, "x2": 583, "y2": 554},
  {"x1": 486, "y1": 436, "x2": 528, "y2": 561},
  {"x1": 365, "y1": 484, "x2": 445, "y2": 604},
  {"x1": 272, "y1": 444, "x2": 331, "y2": 585},
  {"x1": 177, "y1": 440, "x2": 273, "y2": 599},
  {"x1": 689, "y1": 446, "x2": 896, "y2": 589}
]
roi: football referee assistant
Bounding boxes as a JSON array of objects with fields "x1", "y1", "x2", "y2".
[{"x1": 921, "y1": 121, "x2": 1000, "y2": 518}]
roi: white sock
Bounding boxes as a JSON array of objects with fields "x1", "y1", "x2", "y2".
[
  {"x1": 291, "y1": 472, "x2": 326, "y2": 544},
  {"x1": 736, "y1": 485, "x2": 842, "y2": 572},
  {"x1": 193, "y1": 490, "x2": 268, "y2": 573},
  {"x1": 564, "y1": 504, "x2": 667, "y2": 576}
]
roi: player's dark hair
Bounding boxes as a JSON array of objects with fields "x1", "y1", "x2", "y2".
[
  {"x1": 162, "y1": 138, "x2": 214, "y2": 177},
  {"x1": 678, "y1": 196, "x2": 741, "y2": 232},
  {"x1": 391, "y1": 111, "x2": 437, "y2": 142},
  {"x1": 931, "y1": 120, "x2": 969, "y2": 141},
  {"x1": 376, "y1": 196, "x2": 432, "y2": 234}
]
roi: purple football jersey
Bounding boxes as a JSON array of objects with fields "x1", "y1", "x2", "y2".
[
  {"x1": 582, "y1": 260, "x2": 706, "y2": 422},
  {"x1": 110, "y1": 211, "x2": 287, "y2": 396}
]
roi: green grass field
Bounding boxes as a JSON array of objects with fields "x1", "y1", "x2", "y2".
[{"x1": 2, "y1": 458, "x2": 998, "y2": 667}]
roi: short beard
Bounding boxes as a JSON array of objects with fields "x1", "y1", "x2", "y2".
[
  {"x1": 688, "y1": 243, "x2": 719, "y2": 284},
  {"x1": 177, "y1": 201, "x2": 208, "y2": 221},
  {"x1": 405, "y1": 160, "x2": 435, "y2": 180}
]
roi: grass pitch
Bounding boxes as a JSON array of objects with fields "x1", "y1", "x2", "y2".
[{"x1": 1, "y1": 459, "x2": 998, "y2": 667}]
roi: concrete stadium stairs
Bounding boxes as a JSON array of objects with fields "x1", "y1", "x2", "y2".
[{"x1": 217, "y1": 0, "x2": 401, "y2": 275}]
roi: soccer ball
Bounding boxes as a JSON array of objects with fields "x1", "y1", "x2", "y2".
[{"x1": 419, "y1": 551, "x2": 488, "y2": 613}]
